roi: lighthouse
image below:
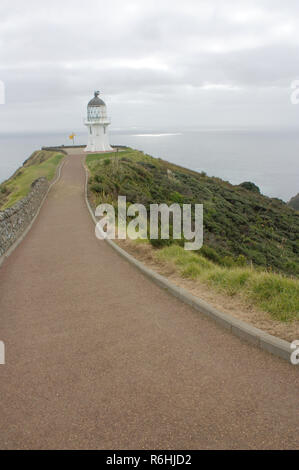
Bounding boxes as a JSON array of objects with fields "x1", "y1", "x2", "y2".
[{"x1": 84, "y1": 91, "x2": 113, "y2": 152}]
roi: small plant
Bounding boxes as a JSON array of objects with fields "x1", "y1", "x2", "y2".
[
  {"x1": 149, "y1": 238, "x2": 172, "y2": 248},
  {"x1": 90, "y1": 183, "x2": 102, "y2": 193},
  {"x1": 200, "y1": 245, "x2": 222, "y2": 264},
  {"x1": 235, "y1": 254, "x2": 247, "y2": 267},
  {"x1": 220, "y1": 255, "x2": 235, "y2": 267},
  {"x1": 170, "y1": 191, "x2": 184, "y2": 203}
]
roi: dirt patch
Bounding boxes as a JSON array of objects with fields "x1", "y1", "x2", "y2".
[{"x1": 115, "y1": 239, "x2": 299, "y2": 343}]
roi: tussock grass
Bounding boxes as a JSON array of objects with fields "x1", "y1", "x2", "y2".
[
  {"x1": 154, "y1": 245, "x2": 299, "y2": 322},
  {"x1": 0, "y1": 151, "x2": 64, "y2": 209}
]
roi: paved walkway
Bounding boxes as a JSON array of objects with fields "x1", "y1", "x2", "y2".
[{"x1": 0, "y1": 151, "x2": 298, "y2": 449}]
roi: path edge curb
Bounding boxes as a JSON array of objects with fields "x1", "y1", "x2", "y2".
[
  {"x1": 83, "y1": 159, "x2": 293, "y2": 364},
  {"x1": 0, "y1": 155, "x2": 67, "y2": 268}
]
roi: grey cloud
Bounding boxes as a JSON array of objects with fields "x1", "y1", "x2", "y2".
[{"x1": 0, "y1": 0, "x2": 299, "y2": 132}]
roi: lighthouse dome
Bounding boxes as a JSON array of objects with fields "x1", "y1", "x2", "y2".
[
  {"x1": 86, "y1": 91, "x2": 109, "y2": 122},
  {"x1": 88, "y1": 91, "x2": 105, "y2": 107}
]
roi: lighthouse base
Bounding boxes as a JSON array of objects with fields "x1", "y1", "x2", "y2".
[
  {"x1": 84, "y1": 144, "x2": 113, "y2": 152},
  {"x1": 84, "y1": 123, "x2": 113, "y2": 152}
]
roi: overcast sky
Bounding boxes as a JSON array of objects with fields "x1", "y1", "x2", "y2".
[{"x1": 1, "y1": 0, "x2": 299, "y2": 132}]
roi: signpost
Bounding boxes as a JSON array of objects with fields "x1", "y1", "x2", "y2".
[{"x1": 69, "y1": 133, "x2": 76, "y2": 145}]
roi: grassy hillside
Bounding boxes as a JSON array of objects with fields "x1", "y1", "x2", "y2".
[
  {"x1": 87, "y1": 148, "x2": 299, "y2": 278},
  {"x1": 0, "y1": 150, "x2": 64, "y2": 210}
]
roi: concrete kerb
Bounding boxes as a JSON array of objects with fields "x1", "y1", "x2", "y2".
[
  {"x1": 83, "y1": 156, "x2": 293, "y2": 364},
  {"x1": 0, "y1": 155, "x2": 67, "y2": 268}
]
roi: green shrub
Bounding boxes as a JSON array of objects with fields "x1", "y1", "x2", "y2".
[
  {"x1": 169, "y1": 191, "x2": 184, "y2": 203},
  {"x1": 235, "y1": 254, "x2": 247, "y2": 267},
  {"x1": 200, "y1": 245, "x2": 222, "y2": 264},
  {"x1": 149, "y1": 238, "x2": 172, "y2": 248},
  {"x1": 240, "y1": 181, "x2": 260, "y2": 193},
  {"x1": 90, "y1": 183, "x2": 102, "y2": 193},
  {"x1": 220, "y1": 256, "x2": 235, "y2": 267}
]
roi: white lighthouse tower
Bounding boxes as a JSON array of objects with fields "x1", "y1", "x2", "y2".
[{"x1": 84, "y1": 91, "x2": 113, "y2": 152}]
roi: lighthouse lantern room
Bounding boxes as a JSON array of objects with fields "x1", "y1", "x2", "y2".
[{"x1": 84, "y1": 91, "x2": 113, "y2": 152}]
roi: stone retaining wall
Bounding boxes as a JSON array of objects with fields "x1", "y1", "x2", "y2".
[{"x1": 0, "y1": 177, "x2": 49, "y2": 257}]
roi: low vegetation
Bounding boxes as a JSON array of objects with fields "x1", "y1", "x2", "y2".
[
  {"x1": 0, "y1": 150, "x2": 64, "y2": 210},
  {"x1": 86, "y1": 148, "x2": 299, "y2": 276},
  {"x1": 86, "y1": 148, "x2": 299, "y2": 324},
  {"x1": 155, "y1": 245, "x2": 299, "y2": 322}
]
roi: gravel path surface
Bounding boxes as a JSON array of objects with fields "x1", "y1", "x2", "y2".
[{"x1": 0, "y1": 152, "x2": 298, "y2": 449}]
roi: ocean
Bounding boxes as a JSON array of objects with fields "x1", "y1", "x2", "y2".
[{"x1": 0, "y1": 129, "x2": 298, "y2": 202}]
